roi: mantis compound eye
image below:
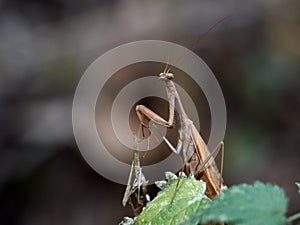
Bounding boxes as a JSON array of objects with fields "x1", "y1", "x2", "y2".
[
  {"x1": 159, "y1": 72, "x2": 164, "y2": 77},
  {"x1": 167, "y1": 73, "x2": 174, "y2": 79}
]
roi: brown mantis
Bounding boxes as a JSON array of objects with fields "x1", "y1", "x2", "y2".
[
  {"x1": 135, "y1": 18, "x2": 228, "y2": 201},
  {"x1": 122, "y1": 18, "x2": 228, "y2": 210},
  {"x1": 135, "y1": 69, "x2": 225, "y2": 201}
]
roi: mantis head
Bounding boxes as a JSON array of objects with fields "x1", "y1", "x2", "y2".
[
  {"x1": 159, "y1": 62, "x2": 174, "y2": 80},
  {"x1": 159, "y1": 72, "x2": 174, "y2": 80}
]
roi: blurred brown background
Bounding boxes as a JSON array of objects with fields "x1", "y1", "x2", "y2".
[{"x1": 0, "y1": 0, "x2": 300, "y2": 224}]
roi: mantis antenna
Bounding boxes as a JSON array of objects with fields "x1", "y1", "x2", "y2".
[{"x1": 165, "y1": 16, "x2": 230, "y2": 74}]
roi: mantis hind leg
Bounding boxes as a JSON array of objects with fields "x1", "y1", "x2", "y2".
[
  {"x1": 194, "y1": 141, "x2": 225, "y2": 190},
  {"x1": 170, "y1": 160, "x2": 186, "y2": 205},
  {"x1": 219, "y1": 141, "x2": 225, "y2": 189},
  {"x1": 170, "y1": 138, "x2": 193, "y2": 204}
]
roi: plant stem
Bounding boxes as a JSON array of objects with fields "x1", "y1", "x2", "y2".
[{"x1": 287, "y1": 212, "x2": 300, "y2": 223}]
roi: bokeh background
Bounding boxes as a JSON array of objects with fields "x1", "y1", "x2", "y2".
[{"x1": 1, "y1": 0, "x2": 299, "y2": 224}]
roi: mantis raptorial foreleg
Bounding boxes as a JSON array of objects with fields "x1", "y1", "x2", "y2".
[
  {"x1": 136, "y1": 93, "x2": 175, "y2": 137},
  {"x1": 136, "y1": 103, "x2": 190, "y2": 160},
  {"x1": 136, "y1": 102, "x2": 194, "y2": 166}
]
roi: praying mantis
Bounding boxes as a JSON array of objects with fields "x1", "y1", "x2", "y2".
[
  {"x1": 122, "y1": 17, "x2": 228, "y2": 208},
  {"x1": 135, "y1": 68, "x2": 225, "y2": 201},
  {"x1": 135, "y1": 18, "x2": 228, "y2": 201}
]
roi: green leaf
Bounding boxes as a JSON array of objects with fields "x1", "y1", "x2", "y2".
[
  {"x1": 196, "y1": 181, "x2": 288, "y2": 225},
  {"x1": 296, "y1": 182, "x2": 300, "y2": 194},
  {"x1": 134, "y1": 173, "x2": 209, "y2": 225}
]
